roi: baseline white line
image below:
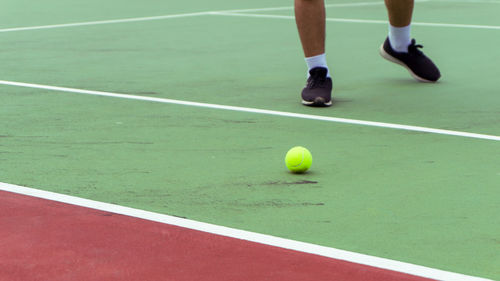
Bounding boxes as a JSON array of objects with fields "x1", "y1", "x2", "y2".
[
  {"x1": 0, "y1": 182, "x2": 493, "y2": 281},
  {"x1": 433, "y1": 0, "x2": 500, "y2": 3},
  {"x1": 0, "y1": 11, "x2": 210, "y2": 33},
  {"x1": 221, "y1": 1, "x2": 386, "y2": 13},
  {"x1": 212, "y1": 12, "x2": 500, "y2": 30},
  {"x1": 211, "y1": 12, "x2": 386, "y2": 24},
  {"x1": 0, "y1": 0, "x2": 488, "y2": 34},
  {"x1": 222, "y1": 0, "x2": 431, "y2": 13},
  {"x1": 0, "y1": 79, "x2": 499, "y2": 141},
  {"x1": 0, "y1": 2, "x2": 388, "y2": 33}
]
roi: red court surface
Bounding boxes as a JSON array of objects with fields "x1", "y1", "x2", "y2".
[{"x1": 0, "y1": 191, "x2": 434, "y2": 281}]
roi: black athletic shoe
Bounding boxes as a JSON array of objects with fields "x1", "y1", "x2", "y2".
[
  {"x1": 301, "y1": 67, "x2": 333, "y2": 107},
  {"x1": 379, "y1": 37, "x2": 441, "y2": 82}
]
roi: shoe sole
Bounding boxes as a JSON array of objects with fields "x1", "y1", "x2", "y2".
[
  {"x1": 302, "y1": 97, "x2": 332, "y2": 107},
  {"x1": 379, "y1": 44, "x2": 435, "y2": 83}
]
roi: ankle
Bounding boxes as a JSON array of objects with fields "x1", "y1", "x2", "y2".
[
  {"x1": 305, "y1": 54, "x2": 331, "y2": 78},
  {"x1": 388, "y1": 24, "x2": 412, "y2": 53}
]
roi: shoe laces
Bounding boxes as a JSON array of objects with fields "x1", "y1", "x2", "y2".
[
  {"x1": 408, "y1": 39, "x2": 424, "y2": 56},
  {"x1": 307, "y1": 69, "x2": 328, "y2": 89}
]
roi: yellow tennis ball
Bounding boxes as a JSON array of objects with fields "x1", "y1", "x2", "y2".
[{"x1": 285, "y1": 146, "x2": 312, "y2": 173}]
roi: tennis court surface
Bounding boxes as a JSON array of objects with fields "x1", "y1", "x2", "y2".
[{"x1": 1, "y1": 0, "x2": 499, "y2": 280}]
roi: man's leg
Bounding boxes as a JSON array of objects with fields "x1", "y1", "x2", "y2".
[
  {"x1": 295, "y1": 0, "x2": 325, "y2": 58},
  {"x1": 380, "y1": 0, "x2": 441, "y2": 82},
  {"x1": 385, "y1": 0, "x2": 414, "y2": 27},
  {"x1": 295, "y1": 0, "x2": 333, "y2": 107}
]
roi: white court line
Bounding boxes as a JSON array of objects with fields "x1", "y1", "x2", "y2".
[
  {"x1": 433, "y1": 0, "x2": 500, "y2": 3},
  {"x1": 211, "y1": 12, "x2": 386, "y2": 24},
  {"x1": 0, "y1": 11, "x2": 211, "y2": 33},
  {"x1": 0, "y1": 2, "x2": 387, "y2": 33},
  {"x1": 0, "y1": 1, "x2": 392, "y2": 33},
  {"x1": 0, "y1": 0, "x2": 497, "y2": 33},
  {"x1": 0, "y1": 79, "x2": 499, "y2": 142},
  {"x1": 221, "y1": 1, "x2": 387, "y2": 13},
  {"x1": 0, "y1": 182, "x2": 494, "y2": 281},
  {"x1": 212, "y1": 12, "x2": 500, "y2": 30},
  {"x1": 223, "y1": 0, "x2": 431, "y2": 13}
]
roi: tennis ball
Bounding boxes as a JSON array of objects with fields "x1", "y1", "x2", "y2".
[{"x1": 285, "y1": 146, "x2": 312, "y2": 173}]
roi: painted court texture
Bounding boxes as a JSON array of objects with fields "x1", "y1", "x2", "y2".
[
  {"x1": 1, "y1": 0, "x2": 499, "y2": 280},
  {"x1": 1, "y1": 190, "x2": 436, "y2": 281}
]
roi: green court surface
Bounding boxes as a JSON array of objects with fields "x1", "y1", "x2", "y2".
[{"x1": 1, "y1": 0, "x2": 499, "y2": 279}]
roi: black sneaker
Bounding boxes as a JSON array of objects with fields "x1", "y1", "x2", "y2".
[
  {"x1": 379, "y1": 37, "x2": 441, "y2": 82},
  {"x1": 301, "y1": 67, "x2": 333, "y2": 107}
]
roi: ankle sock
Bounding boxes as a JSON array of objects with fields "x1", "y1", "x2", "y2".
[
  {"x1": 388, "y1": 24, "x2": 412, "y2": 53},
  {"x1": 305, "y1": 53, "x2": 331, "y2": 78}
]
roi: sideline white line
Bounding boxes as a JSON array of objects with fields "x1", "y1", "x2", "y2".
[
  {"x1": 0, "y1": 11, "x2": 211, "y2": 33},
  {"x1": 0, "y1": 182, "x2": 493, "y2": 281},
  {"x1": 0, "y1": 79, "x2": 499, "y2": 141},
  {"x1": 212, "y1": 12, "x2": 500, "y2": 30}
]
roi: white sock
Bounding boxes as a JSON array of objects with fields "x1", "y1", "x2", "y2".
[
  {"x1": 305, "y1": 53, "x2": 331, "y2": 78},
  {"x1": 388, "y1": 24, "x2": 412, "y2": 53}
]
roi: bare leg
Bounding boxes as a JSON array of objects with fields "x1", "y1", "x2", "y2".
[
  {"x1": 294, "y1": 0, "x2": 325, "y2": 57},
  {"x1": 384, "y1": 0, "x2": 414, "y2": 27}
]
